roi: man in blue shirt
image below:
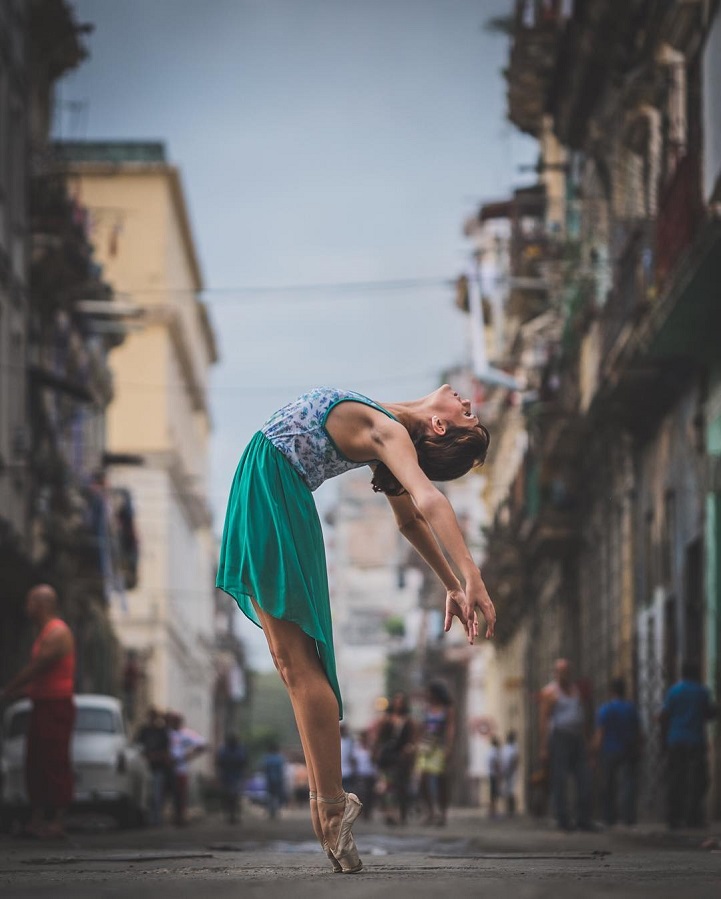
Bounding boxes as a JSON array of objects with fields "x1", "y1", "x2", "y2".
[
  {"x1": 216, "y1": 733, "x2": 247, "y2": 824},
  {"x1": 594, "y1": 677, "x2": 640, "y2": 827},
  {"x1": 263, "y1": 740, "x2": 287, "y2": 820},
  {"x1": 661, "y1": 661, "x2": 717, "y2": 828}
]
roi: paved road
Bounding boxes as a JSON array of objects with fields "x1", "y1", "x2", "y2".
[{"x1": 2, "y1": 807, "x2": 720, "y2": 898}]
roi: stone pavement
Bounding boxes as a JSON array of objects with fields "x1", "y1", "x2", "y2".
[{"x1": 1, "y1": 806, "x2": 720, "y2": 898}]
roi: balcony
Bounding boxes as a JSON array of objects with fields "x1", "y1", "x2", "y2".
[
  {"x1": 480, "y1": 511, "x2": 526, "y2": 644},
  {"x1": 507, "y1": 0, "x2": 573, "y2": 137},
  {"x1": 526, "y1": 503, "x2": 578, "y2": 559},
  {"x1": 30, "y1": 174, "x2": 101, "y2": 318},
  {"x1": 532, "y1": 397, "x2": 584, "y2": 467},
  {"x1": 599, "y1": 222, "x2": 656, "y2": 365},
  {"x1": 511, "y1": 442, "x2": 580, "y2": 553},
  {"x1": 656, "y1": 151, "x2": 703, "y2": 290},
  {"x1": 508, "y1": 184, "x2": 557, "y2": 321}
]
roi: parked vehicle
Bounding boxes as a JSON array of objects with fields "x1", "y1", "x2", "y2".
[{"x1": 0, "y1": 694, "x2": 151, "y2": 829}]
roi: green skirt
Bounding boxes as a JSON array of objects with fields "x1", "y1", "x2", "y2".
[{"x1": 216, "y1": 431, "x2": 342, "y2": 718}]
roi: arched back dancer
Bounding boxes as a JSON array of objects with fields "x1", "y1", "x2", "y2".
[{"x1": 217, "y1": 384, "x2": 496, "y2": 873}]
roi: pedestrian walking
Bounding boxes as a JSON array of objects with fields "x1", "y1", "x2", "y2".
[
  {"x1": 339, "y1": 724, "x2": 356, "y2": 793},
  {"x1": 661, "y1": 660, "x2": 718, "y2": 829},
  {"x1": 216, "y1": 733, "x2": 248, "y2": 824},
  {"x1": 135, "y1": 707, "x2": 172, "y2": 826},
  {"x1": 287, "y1": 755, "x2": 310, "y2": 807},
  {"x1": 372, "y1": 704, "x2": 397, "y2": 816},
  {"x1": 351, "y1": 731, "x2": 378, "y2": 820},
  {"x1": 263, "y1": 740, "x2": 287, "y2": 820},
  {"x1": 390, "y1": 692, "x2": 417, "y2": 825},
  {"x1": 374, "y1": 691, "x2": 416, "y2": 825},
  {"x1": 593, "y1": 677, "x2": 641, "y2": 827},
  {"x1": 539, "y1": 658, "x2": 594, "y2": 831},
  {"x1": 417, "y1": 680, "x2": 456, "y2": 827},
  {"x1": 1, "y1": 585, "x2": 76, "y2": 839},
  {"x1": 488, "y1": 736, "x2": 502, "y2": 819},
  {"x1": 216, "y1": 384, "x2": 495, "y2": 873},
  {"x1": 168, "y1": 713, "x2": 207, "y2": 826},
  {"x1": 500, "y1": 731, "x2": 520, "y2": 818}
]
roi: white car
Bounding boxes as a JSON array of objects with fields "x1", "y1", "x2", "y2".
[{"x1": 0, "y1": 694, "x2": 151, "y2": 828}]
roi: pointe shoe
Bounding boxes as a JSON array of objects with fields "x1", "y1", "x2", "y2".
[
  {"x1": 318, "y1": 791, "x2": 363, "y2": 874},
  {"x1": 309, "y1": 790, "x2": 342, "y2": 873}
]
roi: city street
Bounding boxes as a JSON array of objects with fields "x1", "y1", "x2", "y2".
[
  {"x1": 2, "y1": 5, "x2": 721, "y2": 899},
  {"x1": 2, "y1": 807, "x2": 720, "y2": 898}
]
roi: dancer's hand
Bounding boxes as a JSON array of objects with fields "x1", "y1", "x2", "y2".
[
  {"x1": 443, "y1": 588, "x2": 470, "y2": 638},
  {"x1": 443, "y1": 580, "x2": 496, "y2": 644},
  {"x1": 470, "y1": 577, "x2": 496, "y2": 641}
]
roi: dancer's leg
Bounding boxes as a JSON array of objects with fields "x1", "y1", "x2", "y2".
[
  {"x1": 249, "y1": 602, "x2": 324, "y2": 841},
  {"x1": 298, "y1": 729, "x2": 324, "y2": 845},
  {"x1": 249, "y1": 601, "x2": 324, "y2": 842},
  {"x1": 251, "y1": 600, "x2": 345, "y2": 848}
]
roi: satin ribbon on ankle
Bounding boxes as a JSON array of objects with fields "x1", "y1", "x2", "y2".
[{"x1": 317, "y1": 792, "x2": 346, "y2": 804}]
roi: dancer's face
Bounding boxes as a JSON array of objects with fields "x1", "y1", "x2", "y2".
[{"x1": 427, "y1": 384, "x2": 479, "y2": 434}]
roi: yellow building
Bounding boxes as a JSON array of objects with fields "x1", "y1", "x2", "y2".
[{"x1": 61, "y1": 142, "x2": 219, "y2": 744}]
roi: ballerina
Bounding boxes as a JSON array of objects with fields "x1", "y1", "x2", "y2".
[{"x1": 217, "y1": 384, "x2": 496, "y2": 872}]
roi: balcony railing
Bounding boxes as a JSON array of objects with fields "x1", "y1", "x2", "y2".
[
  {"x1": 507, "y1": 1, "x2": 572, "y2": 135},
  {"x1": 601, "y1": 222, "x2": 655, "y2": 361},
  {"x1": 515, "y1": 0, "x2": 573, "y2": 30},
  {"x1": 656, "y1": 151, "x2": 703, "y2": 289}
]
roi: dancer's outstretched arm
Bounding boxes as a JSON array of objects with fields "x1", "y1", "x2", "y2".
[
  {"x1": 376, "y1": 444, "x2": 496, "y2": 642},
  {"x1": 386, "y1": 490, "x2": 459, "y2": 591}
]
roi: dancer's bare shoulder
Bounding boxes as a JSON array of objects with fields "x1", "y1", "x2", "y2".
[{"x1": 325, "y1": 401, "x2": 407, "y2": 462}]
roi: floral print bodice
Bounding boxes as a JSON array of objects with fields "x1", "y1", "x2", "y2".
[{"x1": 260, "y1": 387, "x2": 396, "y2": 491}]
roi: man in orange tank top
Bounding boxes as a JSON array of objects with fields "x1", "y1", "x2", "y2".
[{"x1": 1, "y1": 584, "x2": 76, "y2": 838}]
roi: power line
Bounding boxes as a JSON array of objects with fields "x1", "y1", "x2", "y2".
[
  {"x1": 114, "y1": 369, "x2": 438, "y2": 395},
  {"x1": 109, "y1": 275, "x2": 455, "y2": 303}
]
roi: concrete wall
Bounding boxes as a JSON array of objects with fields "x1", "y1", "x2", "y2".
[
  {"x1": 0, "y1": 1, "x2": 28, "y2": 546},
  {"x1": 70, "y1": 165, "x2": 217, "y2": 759}
]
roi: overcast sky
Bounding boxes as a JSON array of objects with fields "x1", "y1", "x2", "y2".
[{"x1": 57, "y1": 0, "x2": 535, "y2": 666}]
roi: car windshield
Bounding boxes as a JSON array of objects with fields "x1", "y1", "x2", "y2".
[
  {"x1": 6, "y1": 706, "x2": 121, "y2": 738},
  {"x1": 75, "y1": 708, "x2": 120, "y2": 734}
]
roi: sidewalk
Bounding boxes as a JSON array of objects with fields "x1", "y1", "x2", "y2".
[
  {"x1": 349, "y1": 806, "x2": 721, "y2": 853},
  {"x1": 5, "y1": 803, "x2": 720, "y2": 859},
  {"x1": 414, "y1": 807, "x2": 721, "y2": 850},
  {"x1": 2, "y1": 807, "x2": 721, "y2": 899}
]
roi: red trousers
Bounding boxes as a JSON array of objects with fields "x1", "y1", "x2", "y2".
[{"x1": 26, "y1": 698, "x2": 75, "y2": 809}]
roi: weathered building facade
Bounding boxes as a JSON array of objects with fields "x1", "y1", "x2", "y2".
[
  {"x1": 0, "y1": 1, "x2": 129, "y2": 694},
  {"x1": 60, "y1": 141, "x2": 219, "y2": 749},
  {"x1": 0, "y1": 0, "x2": 34, "y2": 678},
  {"x1": 480, "y1": 0, "x2": 721, "y2": 819}
]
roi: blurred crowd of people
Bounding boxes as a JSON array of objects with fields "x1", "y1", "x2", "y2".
[
  {"x1": 335, "y1": 680, "x2": 457, "y2": 827},
  {"x1": 536, "y1": 657, "x2": 718, "y2": 832},
  {"x1": 6, "y1": 581, "x2": 714, "y2": 836},
  {"x1": 205, "y1": 680, "x2": 462, "y2": 828},
  {"x1": 134, "y1": 708, "x2": 207, "y2": 827},
  {"x1": 131, "y1": 657, "x2": 721, "y2": 833}
]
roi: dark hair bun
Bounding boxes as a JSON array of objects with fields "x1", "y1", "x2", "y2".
[{"x1": 371, "y1": 423, "x2": 490, "y2": 495}]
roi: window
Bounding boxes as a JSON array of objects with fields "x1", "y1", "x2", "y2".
[
  {"x1": 6, "y1": 705, "x2": 121, "y2": 738},
  {"x1": 7, "y1": 709, "x2": 30, "y2": 738},
  {"x1": 75, "y1": 707, "x2": 120, "y2": 734}
]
